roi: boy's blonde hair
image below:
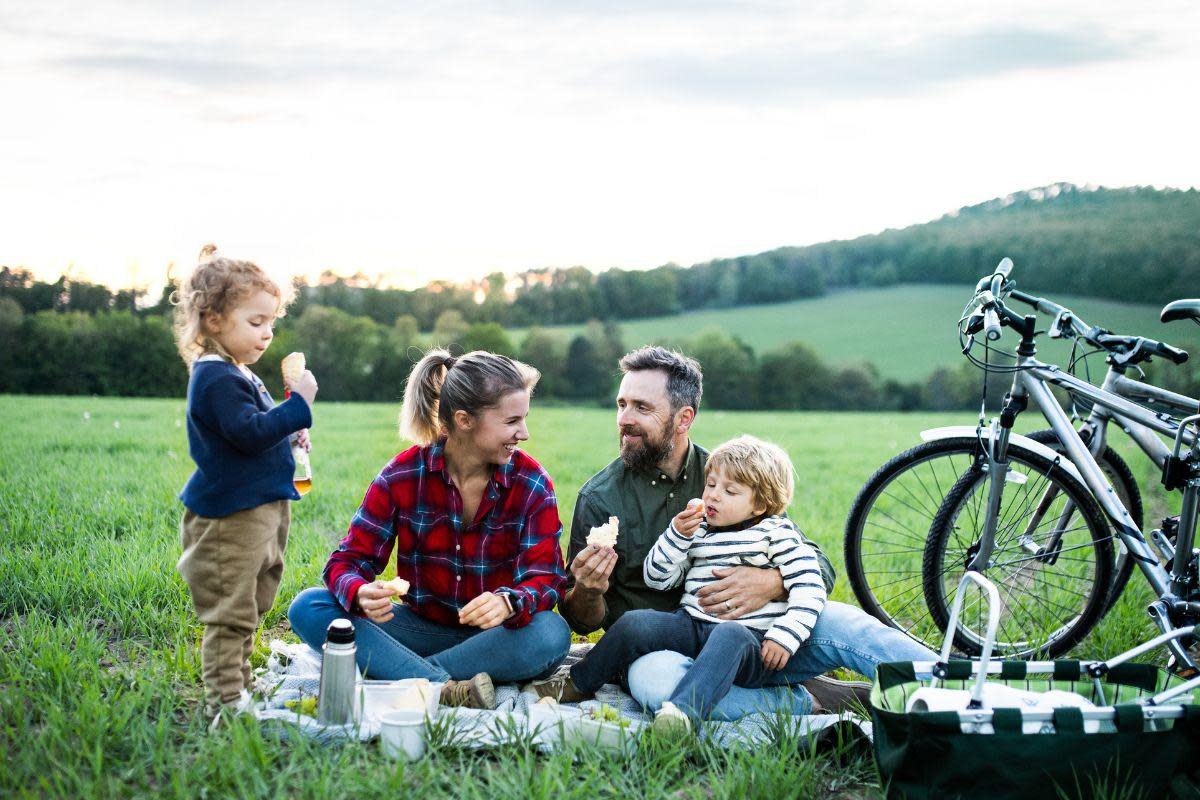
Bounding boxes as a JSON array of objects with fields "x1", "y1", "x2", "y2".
[
  {"x1": 705, "y1": 435, "x2": 795, "y2": 516},
  {"x1": 172, "y1": 243, "x2": 293, "y2": 365}
]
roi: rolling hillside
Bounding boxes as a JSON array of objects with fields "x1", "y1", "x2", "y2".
[{"x1": 511, "y1": 284, "x2": 1199, "y2": 381}]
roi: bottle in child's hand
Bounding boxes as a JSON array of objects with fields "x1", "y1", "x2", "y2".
[
  {"x1": 282, "y1": 352, "x2": 314, "y2": 495},
  {"x1": 292, "y1": 436, "x2": 313, "y2": 495}
]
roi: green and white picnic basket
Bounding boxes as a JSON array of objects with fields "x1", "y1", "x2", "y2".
[{"x1": 869, "y1": 572, "x2": 1200, "y2": 800}]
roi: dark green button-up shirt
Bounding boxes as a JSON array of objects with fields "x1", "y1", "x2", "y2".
[
  {"x1": 562, "y1": 443, "x2": 710, "y2": 634},
  {"x1": 561, "y1": 440, "x2": 835, "y2": 635}
]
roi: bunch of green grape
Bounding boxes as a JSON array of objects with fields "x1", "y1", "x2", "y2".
[
  {"x1": 284, "y1": 696, "x2": 318, "y2": 717},
  {"x1": 590, "y1": 704, "x2": 631, "y2": 728}
]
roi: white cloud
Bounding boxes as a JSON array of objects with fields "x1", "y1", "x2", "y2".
[{"x1": 1, "y1": 0, "x2": 1198, "y2": 289}]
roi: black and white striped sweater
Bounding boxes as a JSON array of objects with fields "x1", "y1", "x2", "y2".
[{"x1": 642, "y1": 514, "x2": 827, "y2": 654}]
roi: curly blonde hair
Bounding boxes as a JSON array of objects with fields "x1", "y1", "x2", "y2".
[
  {"x1": 171, "y1": 244, "x2": 294, "y2": 365},
  {"x1": 705, "y1": 435, "x2": 795, "y2": 517}
]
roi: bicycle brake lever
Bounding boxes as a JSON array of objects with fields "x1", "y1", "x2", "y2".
[{"x1": 1048, "y1": 310, "x2": 1073, "y2": 339}]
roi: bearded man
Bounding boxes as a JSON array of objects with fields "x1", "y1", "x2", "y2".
[{"x1": 557, "y1": 346, "x2": 935, "y2": 718}]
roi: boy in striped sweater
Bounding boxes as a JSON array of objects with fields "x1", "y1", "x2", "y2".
[{"x1": 532, "y1": 435, "x2": 825, "y2": 735}]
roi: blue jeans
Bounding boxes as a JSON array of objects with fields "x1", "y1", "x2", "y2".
[
  {"x1": 627, "y1": 601, "x2": 937, "y2": 720},
  {"x1": 287, "y1": 587, "x2": 571, "y2": 682},
  {"x1": 571, "y1": 608, "x2": 768, "y2": 719}
]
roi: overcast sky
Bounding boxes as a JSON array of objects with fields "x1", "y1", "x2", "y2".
[{"x1": 2, "y1": 1, "x2": 1198, "y2": 290}]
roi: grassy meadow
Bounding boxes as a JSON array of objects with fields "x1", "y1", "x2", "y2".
[
  {"x1": 509, "y1": 285, "x2": 1195, "y2": 381},
  {"x1": 0, "y1": 394, "x2": 1181, "y2": 798}
]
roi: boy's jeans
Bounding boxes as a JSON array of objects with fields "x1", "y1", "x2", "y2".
[
  {"x1": 571, "y1": 608, "x2": 769, "y2": 719},
  {"x1": 627, "y1": 601, "x2": 938, "y2": 720},
  {"x1": 288, "y1": 587, "x2": 570, "y2": 682}
]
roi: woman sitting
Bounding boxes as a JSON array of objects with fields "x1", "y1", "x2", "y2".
[{"x1": 288, "y1": 349, "x2": 571, "y2": 709}]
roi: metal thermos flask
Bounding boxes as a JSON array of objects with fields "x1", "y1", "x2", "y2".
[{"x1": 316, "y1": 618, "x2": 357, "y2": 725}]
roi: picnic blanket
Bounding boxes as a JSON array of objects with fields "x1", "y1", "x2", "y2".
[{"x1": 254, "y1": 640, "x2": 872, "y2": 752}]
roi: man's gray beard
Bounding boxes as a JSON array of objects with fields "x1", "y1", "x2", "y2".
[{"x1": 620, "y1": 423, "x2": 675, "y2": 474}]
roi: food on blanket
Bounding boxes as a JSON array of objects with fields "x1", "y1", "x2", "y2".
[
  {"x1": 281, "y1": 351, "x2": 306, "y2": 387},
  {"x1": 389, "y1": 679, "x2": 433, "y2": 712},
  {"x1": 536, "y1": 695, "x2": 558, "y2": 706},
  {"x1": 587, "y1": 516, "x2": 619, "y2": 548},
  {"x1": 382, "y1": 576, "x2": 410, "y2": 598},
  {"x1": 285, "y1": 696, "x2": 318, "y2": 717},
  {"x1": 588, "y1": 704, "x2": 631, "y2": 729}
]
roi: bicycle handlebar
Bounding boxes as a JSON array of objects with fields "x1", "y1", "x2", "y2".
[
  {"x1": 978, "y1": 258, "x2": 1011, "y2": 340},
  {"x1": 996, "y1": 278, "x2": 1189, "y2": 365},
  {"x1": 983, "y1": 307, "x2": 1002, "y2": 341}
]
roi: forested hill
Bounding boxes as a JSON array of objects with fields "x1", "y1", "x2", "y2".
[
  {"x1": 683, "y1": 183, "x2": 1199, "y2": 311},
  {"x1": 2, "y1": 183, "x2": 1198, "y2": 406},
  {"x1": 326, "y1": 182, "x2": 1197, "y2": 328},
  {"x1": 2, "y1": 183, "x2": 1196, "y2": 331}
]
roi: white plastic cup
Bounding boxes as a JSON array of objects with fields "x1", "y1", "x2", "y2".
[{"x1": 380, "y1": 710, "x2": 427, "y2": 761}]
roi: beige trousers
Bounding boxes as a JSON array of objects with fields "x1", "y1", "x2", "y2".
[{"x1": 178, "y1": 500, "x2": 290, "y2": 708}]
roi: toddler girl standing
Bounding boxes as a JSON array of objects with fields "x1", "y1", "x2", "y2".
[{"x1": 173, "y1": 244, "x2": 318, "y2": 715}]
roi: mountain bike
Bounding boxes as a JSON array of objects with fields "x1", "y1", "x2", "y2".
[
  {"x1": 844, "y1": 276, "x2": 1196, "y2": 652},
  {"x1": 920, "y1": 260, "x2": 1199, "y2": 661}
]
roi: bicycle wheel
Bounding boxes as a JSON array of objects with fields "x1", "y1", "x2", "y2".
[
  {"x1": 923, "y1": 443, "x2": 1114, "y2": 658},
  {"x1": 1025, "y1": 428, "x2": 1141, "y2": 611},
  {"x1": 844, "y1": 437, "x2": 985, "y2": 650}
]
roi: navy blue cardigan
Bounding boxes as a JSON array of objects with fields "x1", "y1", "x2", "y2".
[{"x1": 180, "y1": 358, "x2": 313, "y2": 518}]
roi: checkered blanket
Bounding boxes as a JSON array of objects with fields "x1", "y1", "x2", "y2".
[{"x1": 253, "y1": 640, "x2": 871, "y2": 751}]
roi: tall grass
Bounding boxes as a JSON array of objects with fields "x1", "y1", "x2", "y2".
[{"x1": 0, "y1": 395, "x2": 1180, "y2": 798}]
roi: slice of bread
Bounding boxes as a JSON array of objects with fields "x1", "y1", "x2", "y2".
[{"x1": 587, "y1": 516, "x2": 619, "y2": 548}]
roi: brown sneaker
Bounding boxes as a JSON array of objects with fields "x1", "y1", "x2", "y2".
[
  {"x1": 802, "y1": 674, "x2": 871, "y2": 714},
  {"x1": 440, "y1": 673, "x2": 496, "y2": 710},
  {"x1": 527, "y1": 674, "x2": 590, "y2": 704}
]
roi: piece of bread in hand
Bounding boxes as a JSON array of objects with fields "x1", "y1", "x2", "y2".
[
  {"x1": 587, "y1": 516, "x2": 619, "y2": 548},
  {"x1": 281, "y1": 352, "x2": 306, "y2": 386},
  {"x1": 381, "y1": 576, "x2": 410, "y2": 598}
]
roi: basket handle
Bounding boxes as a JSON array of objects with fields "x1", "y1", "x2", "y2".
[{"x1": 936, "y1": 570, "x2": 1000, "y2": 708}]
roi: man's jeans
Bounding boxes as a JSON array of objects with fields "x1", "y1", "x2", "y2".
[
  {"x1": 288, "y1": 587, "x2": 571, "y2": 682},
  {"x1": 627, "y1": 601, "x2": 937, "y2": 721},
  {"x1": 571, "y1": 608, "x2": 769, "y2": 719}
]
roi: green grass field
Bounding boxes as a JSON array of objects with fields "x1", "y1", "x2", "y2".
[
  {"x1": 0, "y1": 395, "x2": 1181, "y2": 798},
  {"x1": 511, "y1": 285, "x2": 1196, "y2": 381}
]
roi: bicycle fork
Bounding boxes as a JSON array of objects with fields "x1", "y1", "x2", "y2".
[{"x1": 968, "y1": 391, "x2": 1026, "y2": 572}]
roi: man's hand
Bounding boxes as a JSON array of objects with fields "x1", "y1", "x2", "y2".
[
  {"x1": 355, "y1": 581, "x2": 400, "y2": 623},
  {"x1": 295, "y1": 428, "x2": 311, "y2": 452},
  {"x1": 761, "y1": 639, "x2": 790, "y2": 671},
  {"x1": 458, "y1": 592, "x2": 512, "y2": 630},
  {"x1": 570, "y1": 544, "x2": 617, "y2": 594},
  {"x1": 671, "y1": 498, "x2": 705, "y2": 537},
  {"x1": 696, "y1": 566, "x2": 784, "y2": 619}
]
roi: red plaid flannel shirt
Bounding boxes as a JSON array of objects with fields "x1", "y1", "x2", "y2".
[{"x1": 323, "y1": 440, "x2": 567, "y2": 629}]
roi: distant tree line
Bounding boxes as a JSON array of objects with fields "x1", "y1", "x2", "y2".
[
  {"x1": 2, "y1": 292, "x2": 1196, "y2": 411},
  {"x1": 4, "y1": 185, "x2": 1198, "y2": 338},
  {"x1": 3, "y1": 183, "x2": 1198, "y2": 406}
]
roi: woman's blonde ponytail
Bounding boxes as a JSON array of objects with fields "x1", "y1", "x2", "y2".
[
  {"x1": 399, "y1": 348, "x2": 452, "y2": 445},
  {"x1": 398, "y1": 348, "x2": 540, "y2": 447}
]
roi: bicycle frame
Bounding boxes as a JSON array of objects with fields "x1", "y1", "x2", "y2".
[
  {"x1": 1077, "y1": 366, "x2": 1199, "y2": 471},
  {"x1": 981, "y1": 356, "x2": 1200, "y2": 668}
]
